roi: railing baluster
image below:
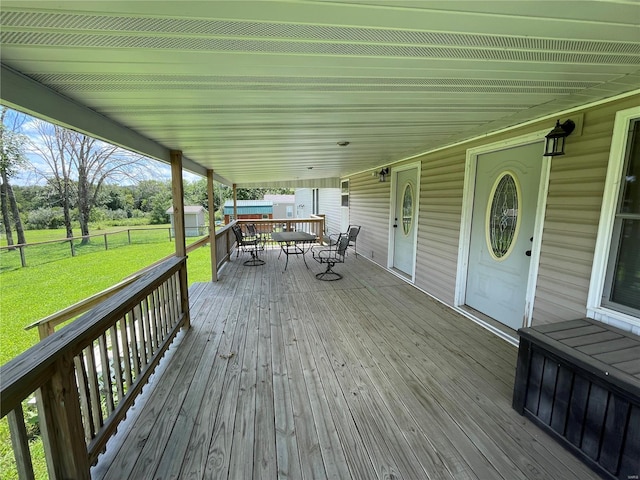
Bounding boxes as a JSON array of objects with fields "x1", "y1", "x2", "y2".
[
  {"x1": 140, "y1": 296, "x2": 157, "y2": 355},
  {"x1": 85, "y1": 342, "x2": 104, "y2": 431},
  {"x1": 119, "y1": 317, "x2": 133, "y2": 390},
  {"x1": 97, "y1": 334, "x2": 114, "y2": 415},
  {"x1": 7, "y1": 404, "x2": 35, "y2": 480},
  {"x1": 167, "y1": 275, "x2": 178, "y2": 329},
  {"x1": 158, "y1": 282, "x2": 169, "y2": 337},
  {"x1": 134, "y1": 303, "x2": 147, "y2": 368},
  {"x1": 147, "y1": 293, "x2": 159, "y2": 353},
  {"x1": 155, "y1": 286, "x2": 165, "y2": 340},
  {"x1": 109, "y1": 325, "x2": 125, "y2": 403},
  {"x1": 141, "y1": 296, "x2": 154, "y2": 358},
  {"x1": 127, "y1": 310, "x2": 141, "y2": 378},
  {"x1": 74, "y1": 352, "x2": 95, "y2": 443}
]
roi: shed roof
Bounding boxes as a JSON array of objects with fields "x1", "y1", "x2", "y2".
[
  {"x1": 166, "y1": 205, "x2": 207, "y2": 214},
  {"x1": 223, "y1": 200, "x2": 273, "y2": 215}
]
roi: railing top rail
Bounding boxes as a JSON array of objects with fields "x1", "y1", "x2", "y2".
[
  {"x1": 0, "y1": 256, "x2": 186, "y2": 418},
  {"x1": 236, "y1": 217, "x2": 322, "y2": 223}
]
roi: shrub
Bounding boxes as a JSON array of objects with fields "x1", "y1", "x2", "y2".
[{"x1": 26, "y1": 208, "x2": 65, "y2": 230}]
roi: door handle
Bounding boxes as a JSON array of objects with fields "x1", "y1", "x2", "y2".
[{"x1": 393, "y1": 217, "x2": 398, "y2": 228}]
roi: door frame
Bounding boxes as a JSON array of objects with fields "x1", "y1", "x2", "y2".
[
  {"x1": 455, "y1": 130, "x2": 550, "y2": 329},
  {"x1": 387, "y1": 161, "x2": 422, "y2": 282}
]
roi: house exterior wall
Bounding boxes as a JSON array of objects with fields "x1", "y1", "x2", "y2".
[
  {"x1": 319, "y1": 188, "x2": 341, "y2": 236},
  {"x1": 273, "y1": 202, "x2": 295, "y2": 219},
  {"x1": 532, "y1": 97, "x2": 637, "y2": 327},
  {"x1": 295, "y1": 189, "x2": 313, "y2": 218},
  {"x1": 348, "y1": 173, "x2": 391, "y2": 266},
  {"x1": 347, "y1": 93, "x2": 640, "y2": 335}
]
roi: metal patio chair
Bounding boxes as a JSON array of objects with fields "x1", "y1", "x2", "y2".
[
  {"x1": 345, "y1": 225, "x2": 361, "y2": 257},
  {"x1": 232, "y1": 224, "x2": 265, "y2": 266},
  {"x1": 312, "y1": 233, "x2": 349, "y2": 280}
]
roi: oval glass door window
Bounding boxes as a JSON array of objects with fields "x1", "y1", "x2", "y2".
[
  {"x1": 402, "y1": 182, "x2": 414, "y2": 235},
  {"x1": 486, "y1": 172, "x2": 521, "y2": 260}
]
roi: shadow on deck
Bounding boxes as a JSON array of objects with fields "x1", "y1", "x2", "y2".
[{"x1": 92, "y1": 248, "x2": 598, "y2": 479}]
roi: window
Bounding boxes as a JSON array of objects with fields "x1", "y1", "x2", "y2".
[
  {"x1": 402, "y1": 182, "x2": 414, "y2": 235},
  {"x1": 341, "y1": 180, "x2": 349, "y2": 207},
  {"x1": 487, "y1": 172, "x2": 520, "y2": 260},
  {"x1": 603, "y1": 119, "x2": 640, "y2": 314},
  {"x1": 313, "y1": 188, "x2": 319, "y2": 215},
  {"x1": 588, "y1": 106, "x2": 640, "y2": 330},
  {"x1": 286, "y1": 206, "x2": 293, "y2": 218}
]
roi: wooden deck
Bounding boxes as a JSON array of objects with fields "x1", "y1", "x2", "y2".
[{"x1": 92, "y1": 247, "x2": 599, "y2": 479}]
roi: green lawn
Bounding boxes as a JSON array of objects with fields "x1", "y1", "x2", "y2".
[{"x1": 0, "y1": 228, "x2": 212, "y2": 479}]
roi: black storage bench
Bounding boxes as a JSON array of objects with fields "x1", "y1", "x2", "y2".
[{"x1": 513, "y1": 318, "x2": 640, "y2": 480}]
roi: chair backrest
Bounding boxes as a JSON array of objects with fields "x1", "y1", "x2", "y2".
[
  {"x1": 246, "y1": 224, "x2": 258, "y2": 236},
  {"x1": 336, "y1": 234, "x2": 350, "y2": 257},
  {"x1": 231, "y1": 224, "x2": 244, "y2": 243},
  {"x1": 347, "y1": 225, "x2": 361, "y2": 242}
]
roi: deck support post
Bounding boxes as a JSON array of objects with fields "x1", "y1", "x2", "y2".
[
  {"x1": 38, "y1": 352, "x2": 91, "y2": 480},
  {"x1": 232, "y1": 183, "x2": 238, "y2": 221},
  {"x1": 207, "y1": 169, "x2": 218, "y2": 282},
  {"x1": 170, "y1": 150, "x2": 190, "y2": 329}
]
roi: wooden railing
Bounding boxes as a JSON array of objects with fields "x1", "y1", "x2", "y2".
[
  {"x1": 0, "y1": 218, "x2": 320, "y2": 478},
  {"x1": 236, "y1": 216, "x2": 325, "y2": 244},
  {"x1": 0, "y1": 257, "x2": 188, "y2": 479},
  {"x1": 24, "y1": 234, "x2": 209, "y2": 340},
  {"x1": 213, "y1": 222, "x2": 235, "y2": 271}
]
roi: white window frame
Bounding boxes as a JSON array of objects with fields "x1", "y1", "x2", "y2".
[{"x1": 587, "y1": 106, "x2": 640, "y2": 334}]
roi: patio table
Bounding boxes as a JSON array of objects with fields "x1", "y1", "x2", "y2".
[{"x1": 271, "y1": 231, "x2": 317, "y2": 271}]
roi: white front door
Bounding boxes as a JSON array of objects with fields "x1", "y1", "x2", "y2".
[
  {"x1": 465, "y1": 142, "x2": 543, "y2": 329},
  {"x1": 341, "y1": 180, "x2": 350, "y2": 232},
  {"x1": 392, "y1": 166, "x2": 419, "y2": 277}
]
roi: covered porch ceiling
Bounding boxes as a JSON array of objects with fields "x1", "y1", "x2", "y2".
[{"x1": 1, "y1": 1, "x2": 639, "y2": 188}]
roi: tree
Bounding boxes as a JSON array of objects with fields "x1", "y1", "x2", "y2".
[
  {"x1": 0, "y1": 107, "x2": 28, "y2": 246},
  {"x1": 31, "y1": 121, "x2": 147, "y2": 241},
  {"x1": 134, "y1": 180, "x2": 171, "y2": 212},
  {"x1": 30, "y1": 121, "x2": 76, "y2": 238}
]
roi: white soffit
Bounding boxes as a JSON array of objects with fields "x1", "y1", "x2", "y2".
[{"x1": 1, "y1": 0, "x2": 639, "y2": 184}]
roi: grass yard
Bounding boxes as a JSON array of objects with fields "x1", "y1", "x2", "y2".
[{"x1": 0, "y1": 228, "x2": 212, "y2": 479}]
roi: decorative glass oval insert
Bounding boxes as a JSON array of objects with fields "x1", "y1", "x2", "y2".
[
  {"x1": 486, "y1": 172, "x2": 521, "y2": 260},
  {"x1": 402, "y1": 182, "x2": 414, "y2": 235}
]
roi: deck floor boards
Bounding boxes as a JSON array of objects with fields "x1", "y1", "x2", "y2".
[{"x1": 93, "y1": 247, "x2": 600, "y2": 479}]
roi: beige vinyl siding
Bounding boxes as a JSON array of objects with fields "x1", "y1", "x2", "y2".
[
  {"x1": 415, "y1": 148, "x2": 467, "y2": 304},
  {"x1": 348, "y1": 173, "x2": 391, "y2": 266},
  {"x1": 319, "y1": 188, "x2": 342, "y2": 236},
  {"x1": 347, "y1": 93, "x2": 639, "y2": 331},
  {"x1": 531, "y1": 95, "x2": 639, "y2": 326}
]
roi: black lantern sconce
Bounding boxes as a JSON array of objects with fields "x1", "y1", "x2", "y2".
[
  {"x1": 378, "y1": 167, "x2": 390, "y2": 182},
  {"x1": 544, "y1": 119, "x2": 576, "y2": 157}
]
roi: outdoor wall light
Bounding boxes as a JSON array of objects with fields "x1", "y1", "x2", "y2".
[
  {"x1": 544, "y1": 119, "x2": 575, "y2": 157},
  {"x1": 378, "y1": 167, "x2": 390, "y2": 182}
]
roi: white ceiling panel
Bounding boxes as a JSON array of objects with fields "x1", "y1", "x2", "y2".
[{"x1": 1, "y1": 0, "x2": 639, "y2": 186}]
